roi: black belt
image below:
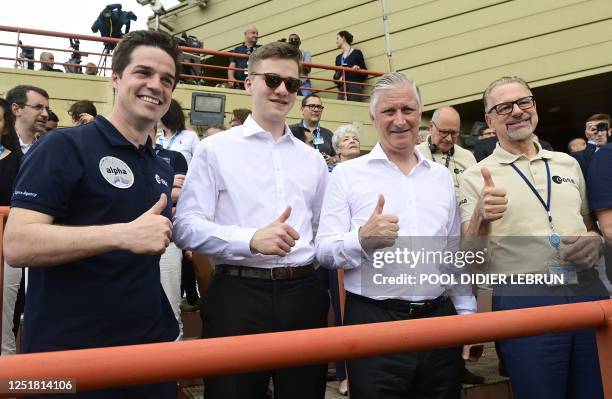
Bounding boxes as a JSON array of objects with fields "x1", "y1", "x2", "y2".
[
  {"x1": 347, "y1": 291, "x2": 448, "y2": 315},
  {"x1": 215, "y1": 264, "x2": 315, "y2": 280},
  {"x1": 578, "y1": 268, "x2": 599, "y2": 283}
]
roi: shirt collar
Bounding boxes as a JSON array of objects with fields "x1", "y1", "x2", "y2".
[
  {"x1": 242, "y1": 114, "x2": 294, "y2": 140},
  {"x1": 491, "y1": 140, "x2": 553, "y2": 164},
  {"x1": 301, "y1": 120, "x2": 320, "y2": 132},
  {"x1": 367, "y1": 143, "x2": 433, "y2": 169},
  {"x1": 95, "y1": 116, "x2": 155, "y2": 156},
  {"x1": 18, "y1": 136, "x2": 32, "y2": 154}
]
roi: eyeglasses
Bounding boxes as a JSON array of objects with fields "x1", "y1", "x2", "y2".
[
  {"x1": 250, "y1": 72, "x2": 302, "y2": 93},
  {"x1": 304, "y1": 104, "x2": 324, "y2": 111},
  {"x1": 22, "y1": 103, "x2": 51, "y2": 113},
  {"x1": 487, "y1": 96, "x2": 535, "y2": 115},
  {"x1": 431, "y1": 121, "x2": 460, "y2": 138}
]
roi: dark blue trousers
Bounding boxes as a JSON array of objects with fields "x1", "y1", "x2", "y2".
[{"x1": 492, "y1": 278, "x2": 608, "y2": 399}]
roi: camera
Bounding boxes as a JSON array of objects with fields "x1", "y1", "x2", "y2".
[
  {"x1": 596, "y1": 122, "x2": 609, "y2": 132},
  {"x1": 66, "y1": 39, "x2": 89, "y2": 74},
  {"x1": 19, "y1": 40, "x2": 35, "y2": 70}
]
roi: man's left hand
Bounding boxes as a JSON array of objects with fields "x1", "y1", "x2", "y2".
[{"x1": 562, "y1": 231, "x2": 603, "y2": 269}]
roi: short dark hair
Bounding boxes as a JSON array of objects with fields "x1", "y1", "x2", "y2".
[
  {"x1": 6, "y1": 85, "x2": 49, "y2": 108},
  {"x1": 47, "y1": 110, "x2": 59, "y2": 122},
  {"x1": 247, "y1": 42, "x2": 301, "y2": 75},
  {"x1": 68, "y1": 100, "x2": 97, "y2": 121},
  {"x1": 0, "y1": 98, "x2": 20, "y2": 153},
  {"x1": 301, "y1": 94, "x2": 321, "y2": 108},
  {"x1": 231, "y1": 108, "x2": 251, "y2": 125},
  {"x1": 586, "y1": 113, "x2": 611, "y2": 124},
  {"x1": 161, "y1": 99, "x2": 186, "y2": 133},
  {"x1": 337, "y1": 30, "x2": 354, "y2": 45},
  {"x1": 111, "y1": 30, "x2": 182, "y2": 89}
]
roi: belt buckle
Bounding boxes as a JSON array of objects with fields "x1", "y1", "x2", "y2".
[{"x1": 270, "y1": 268, "x2": 277, "y2": 280}]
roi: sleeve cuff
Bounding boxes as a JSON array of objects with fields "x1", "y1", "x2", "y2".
[
  {"x1": 230, "y1": 227, "x2": 258, "y2": 257},
  {"x1": 345, "y1": 229, "x2": 370, "y2": 268}
]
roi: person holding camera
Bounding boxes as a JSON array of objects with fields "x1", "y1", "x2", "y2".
[
  {"x1": 287, "y1": 33, "x2": 312, "y2": 96},
  {"x1": 572, "y1": 113, "x2": 611, "y2": 178}
]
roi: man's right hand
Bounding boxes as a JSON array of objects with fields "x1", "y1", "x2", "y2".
[
  {"x1": 475, "y1": 167, "x2": 507, "y2": 222},
  {"x1": 122, "y1": 193, "x2": 172, "y2": 255},
  {"x1": 250, "y1": 206, "x2": 300, "y2": 256},
  {"x1": 358, "y1": 194, "x2": 399, "y2": 250}
]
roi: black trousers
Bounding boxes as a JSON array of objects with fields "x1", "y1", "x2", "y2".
[
  {"x1": 344, "y1": 294, "x2": 462, "y2": 399},
  {"x1": 201, "y1": 272, "x2": 330, "y2": 399}
]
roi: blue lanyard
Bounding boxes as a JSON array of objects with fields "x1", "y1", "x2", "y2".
[
  {"x1": 510, "y1": 159, "x2": 560, "y2": 249},
  {"x1": 510, "y1": 159, "x2": 552, "y2": 223},
  {"x1": 0, "y1": 144, "x2": 4, "y2": 156},
  {"x1": 160, "y1": 132, "x2": 179, "y2": 150},
  {"x1": 341, "y1": 48, "x2": 352, "y2": 65}
]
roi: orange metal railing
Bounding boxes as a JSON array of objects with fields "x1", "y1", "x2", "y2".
[
  {"x1": 0, "y1": 292, "x2": 608, "y2": 396},
  {"x1": 0, "y1": 24, "x2": 383, "y2": 100}
]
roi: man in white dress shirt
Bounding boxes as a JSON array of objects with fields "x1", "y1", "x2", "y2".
[
  {"x1": 315, "y1": 72, "x2": 477, "y2": 399},
  {"x1": 173, "y1": 42, "x2": 329, "y2": 399}
]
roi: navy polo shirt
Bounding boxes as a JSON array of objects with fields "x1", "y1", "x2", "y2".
[
  {"x1": 230, "y1": 43, "x2": 260, "y2": 82},
  {"x1": 588, "y1": 143, "x2": 612, "y2": 211},
  {"x1": 11, "y1": 116, "x2": 178, "y2": 353}
]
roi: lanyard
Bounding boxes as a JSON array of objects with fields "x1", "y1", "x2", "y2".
[
  {"x1": 431, "y1": 151, "x2": 451, "y2": 169},
  {"x1": 341, "y1": 48, "x2": 352, "y2": 65},
  {"x1": 303, "y1": 122, "x2": 321, "y2": 149},
  {"x1": 510, "y1": 159, "x2": 560, "y2": 247},
  {"x1": 0, "y1": 144, "x2": 4, "y2": 156},
  {"x1": 160, "y1": 131, "x2": 179, "y2": 150}
]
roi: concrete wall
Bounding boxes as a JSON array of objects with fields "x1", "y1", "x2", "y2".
[
  {"x1": 152, "y1": 0, "x2": 612, "y2": 109},
  {"x1": 0, "y1": 67, "x2": 381, "y2": 149}
]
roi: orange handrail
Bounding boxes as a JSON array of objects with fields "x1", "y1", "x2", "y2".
[
  {"x1": 0, "y1": 206, "x2": 8, "y2": 342},
  {"x1": 0, "y1": 24, "x2": 383, "y2": 99},
  {"x1": 0, "y1": 299, "x2": 609, "y2": 397}
]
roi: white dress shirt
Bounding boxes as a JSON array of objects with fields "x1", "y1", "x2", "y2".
[
  {"x1": 315, "y1": 144, "x2": 476, "y2": 315},
  {"x1": 156, "y1": 129, "x2": 200, "y2": 164},
  {"x1": 173, "y1": 115, "x2": 329, "y2": 268}
]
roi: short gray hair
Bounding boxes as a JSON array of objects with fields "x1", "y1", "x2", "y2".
[
  {"x1": 369, "y1": 72, "x2": 422, "y2": 115},
  {"x1": 332, "y1": 124, "x2": 361, "y2": 151},
  {"x1": 483, "y1": 76, "x2": 532, "y2": 112}
]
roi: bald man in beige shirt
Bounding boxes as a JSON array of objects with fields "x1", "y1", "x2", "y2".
[
  {"x1": 459, "y1": 76, "x2": 607, "y2": 399},
  {"x1": 417, "y1": 106, "x2": 476, "y2": 195}
]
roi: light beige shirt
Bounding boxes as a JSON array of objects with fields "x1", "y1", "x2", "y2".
[
  {"x1": 416, "y1": 142, "x2": 476, "y2": 194},
  {"x1": 458, "y1": 142, "x2": 589, "y2": 275}
]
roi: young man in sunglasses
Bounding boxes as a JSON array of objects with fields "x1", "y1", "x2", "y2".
[
  {"x1": 289, "y1": 94, "x2": 337, "y2": 163},
  {"x1": 459, "y1": 76, "x2": 607, "y2": 399},
  {"x1": 174, "y1": 42, "x2": 330, "y2": 399},
  {"x1": 416, "y1": 106, "x2": 476, "y2": 197}
]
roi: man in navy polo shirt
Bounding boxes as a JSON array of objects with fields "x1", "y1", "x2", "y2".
[
  {"x1": 588, "y1": 142, "x2": 612, "y2": 285},
  {"x1": 227, "y1": 25, "x2": 260, "y2": 89},
  {"x1": 4, "y1": 30, "x2": 182, "y2": 398}
]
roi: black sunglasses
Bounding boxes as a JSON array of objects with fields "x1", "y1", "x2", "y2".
[{"x1": 250, "y1": 72, "x2": 302, "y2": 93}]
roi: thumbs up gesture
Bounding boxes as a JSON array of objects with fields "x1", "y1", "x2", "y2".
[
  {"x1": 476, "y1": 167, "x2": 507, "y2": 222},
  {"x1": 124, "y1": 193, "x2": 173, "y2": 255},
  {"x1": 250, "y1": 206, "x2": 301, "y2": 256},
  {"x1": 358, "y1": 194, "x2": 400, "y2": 250}
]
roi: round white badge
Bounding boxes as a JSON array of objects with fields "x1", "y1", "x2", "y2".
[{"x1": 99, "y1": 156, "x2": 135, "y2": 189}]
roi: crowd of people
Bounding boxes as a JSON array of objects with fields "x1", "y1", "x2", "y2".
[{"x1": 1, "y1": 27, "x2": 611, "y2": 399}]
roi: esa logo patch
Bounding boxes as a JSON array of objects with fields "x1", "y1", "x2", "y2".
[
  {"x1": 552, "y1": 175, "x2": 576, "y2": 185},
  {"x1": 99, "y1": 156, "x2": 134, "y2": 189},
  {"x1": 155, "y1": 174, "x2": 168, "y2": 187}
]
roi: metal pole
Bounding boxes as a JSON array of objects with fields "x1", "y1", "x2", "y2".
[
  {"x1": 380, "y1": 0, "x2": 394, "y2": 72},
  {"x1": 14, "y1": 30, "x2": 20, "y2": 69}
]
